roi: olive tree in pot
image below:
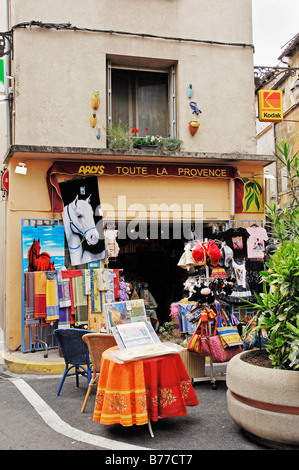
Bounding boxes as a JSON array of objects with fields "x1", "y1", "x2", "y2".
[{"x1": 226, "y1": 140, "x2": 299, "y2": 448}]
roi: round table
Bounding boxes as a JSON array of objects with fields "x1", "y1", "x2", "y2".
[{"x1": 93, "y1": 346, "x2": 199, "y2": 429}]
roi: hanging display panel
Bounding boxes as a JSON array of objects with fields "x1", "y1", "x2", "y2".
[
  {"x1": 22, "y1": 224, "x2": 65, "y2": 272},
  {"x1": 59, "y1": 176, "x2": 105, "y2": 266}
]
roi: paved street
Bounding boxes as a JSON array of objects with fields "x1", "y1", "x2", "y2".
[{"x1": 0, "y1": 363, "x2": 266, "y2": 452}]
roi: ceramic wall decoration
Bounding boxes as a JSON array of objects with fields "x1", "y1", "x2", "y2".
[
  {"x1": 188, "y1": 120, "x2": 199, "y2": 136},
  {"x1": 90, "y1": 91, "x2": 100, "y2": 135},
  {"x1": 189, "y1": 101, "x2": 202, "y2": 116},
  {"x1": 187, "y1": 84, "x2": 193, "y2": 99},
  {"x1": 92, "y1": 91, "x2": 100, "y2": 110},
  {"x1": 90, "y1": 113, "x2": 97, "y2": 128}
]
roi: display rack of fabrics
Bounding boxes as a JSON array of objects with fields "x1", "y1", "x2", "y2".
[
  {"x1": 22, "y1": 266, "x2": 123, "y2": 351},
  {"x1": 21, "y1": 218, "x2": 126, "y2": 352}
]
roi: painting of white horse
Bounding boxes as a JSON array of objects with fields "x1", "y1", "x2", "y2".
[{"x1": 62, "y1": 195, "x2": 105, "y2": 266}]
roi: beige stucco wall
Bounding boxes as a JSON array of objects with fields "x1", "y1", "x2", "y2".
[{"x1": 9, "y1": 0, "x2": 256, "y2": 155}]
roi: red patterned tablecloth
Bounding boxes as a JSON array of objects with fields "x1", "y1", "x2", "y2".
[{"x1": 93, "y1": 346, "x2": 198, "y2": 426}]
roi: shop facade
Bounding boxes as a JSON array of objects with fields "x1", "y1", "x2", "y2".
[{"x1": 3, "y1": 148, "x2": 273, "y2": 351}]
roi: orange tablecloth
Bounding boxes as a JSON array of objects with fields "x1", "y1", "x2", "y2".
[{"x1": 93, "y1": 346, "x2": 199, "y2": 426}]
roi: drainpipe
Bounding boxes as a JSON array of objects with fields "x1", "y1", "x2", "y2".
[
  {"x1": 1, "y1": 0, "x2": 10, "y2": 347},
  {"x1": 3, "y1": 0, "x2": 11, "y2": 153}
]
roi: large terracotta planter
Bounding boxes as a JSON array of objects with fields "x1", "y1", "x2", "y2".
[{"x1": 226, "y1": 350, "x2": 299, "y2": 448}]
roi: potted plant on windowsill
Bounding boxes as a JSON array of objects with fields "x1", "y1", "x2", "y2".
[
  {"x1": 226, "y1": 140, "x2": 299, "y2": 449},
  {"x1": 107, "y1": 122, "x2": 133, "y2": 150},
  {"x1": 161, "y1": 136, "x2": 182, "y2": 152},
  {"x1": 133, "y1": 131, "x2": 163, "y2": 151},
  {"x1": 107, "y1": 123, "x2": 182, "y2": 152}
]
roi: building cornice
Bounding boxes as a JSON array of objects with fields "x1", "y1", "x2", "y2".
[{"x1": 3, "y1": 145, "x2": 275, "y2": 166}]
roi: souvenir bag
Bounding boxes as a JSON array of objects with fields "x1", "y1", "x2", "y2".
[
  {"x1": 187, "y1": 318, "x2": 211, "y2": 356},
  {"x1": 181, "y1": 304, "x2": 202, "y2": 323},
  {"x1": 216, "y1": 305, "x2": 243, "y2": 348},
  {"x1": 208, "y1": 316, "x2": 242, "y2": 363},
  {"x1": 208, "y1": 334, "x2": 242, "y2": 363}
]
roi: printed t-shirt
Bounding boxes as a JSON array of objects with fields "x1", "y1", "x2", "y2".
[
  {"x1": 221, "y1": 228, "x2": 250, "y2": 258},
  {"x1": 246, "y1": 226, "x2": 268, "y2": 259}
]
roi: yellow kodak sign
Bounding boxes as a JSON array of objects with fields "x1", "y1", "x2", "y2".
[{"x1": 258, "y1": 90, "x2": 283, "y2": 122}]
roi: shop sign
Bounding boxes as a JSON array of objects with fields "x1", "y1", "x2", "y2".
[
  {"x1": 76, "y1": 162, "x2": 238, "y2": 179},
  {"x1": 47, "y1": 161, "x2": 240, "y2": 213},
  {"x1": 258, "y1": 90, "x2": 283, "y2": 122},
  {"x1": 1, "y1": 169, "x2": 8, "y2": 192}
]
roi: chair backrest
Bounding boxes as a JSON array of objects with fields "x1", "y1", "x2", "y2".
[
  {"x1": 82, "y1": 333, "x2": 117, "y2": 372},
  {"x1": 54, "y1": 328, "x2": 94, "y2": 365}
]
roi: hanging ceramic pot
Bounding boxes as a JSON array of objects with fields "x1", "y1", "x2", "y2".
[{"x1": 189, "y1": 120, "x2": 199, "y2": 136}]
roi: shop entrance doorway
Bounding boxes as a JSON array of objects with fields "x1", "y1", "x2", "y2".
[{"x1": 111, "y1": 221, "x2": 226, "y2": 324}]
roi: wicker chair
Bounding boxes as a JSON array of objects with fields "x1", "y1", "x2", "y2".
[
  {"x1": 80, "y1": 333, "x2": 117, "y2": 413},
  {"x1": 54, "y1": 328, "x2": 94, "y2": 396}
]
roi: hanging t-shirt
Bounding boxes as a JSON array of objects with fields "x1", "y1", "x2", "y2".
[
  {"x1": 221, "y1": 227, "x2": 250, "y2": 258},
  {"x1": 232, "y1": 260, "x2": 246, "y2": 288},
  {"x1": 246, "y1": 226, "x2": 268, "y2": 259}
]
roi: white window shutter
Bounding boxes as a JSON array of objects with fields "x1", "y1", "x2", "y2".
[
  {"x1": 169, "y1": 65, "x2": 177, "y2": 137},
  {"x1": 107, "y1": 59, "x2": 112, "y2": 129}
]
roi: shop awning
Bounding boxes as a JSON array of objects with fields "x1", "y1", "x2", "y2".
[{"x1": 47, "y1": 160, "x2": 240, "y2": 213}]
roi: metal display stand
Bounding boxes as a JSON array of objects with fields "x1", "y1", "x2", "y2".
[{"x1": 190, "y1": 321, "x2": 227, "y2": 390}]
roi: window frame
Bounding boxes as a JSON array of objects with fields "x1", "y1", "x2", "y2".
[{"x1": 107, "y1": 58, "x2": 177, "y2": 138}]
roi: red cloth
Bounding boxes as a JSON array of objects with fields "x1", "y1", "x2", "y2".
[
  {"x1": 113, "y1": 269, "x2": 120, "y2": 299},
  {"x1": 143, "y1": 353, "x2": 199, "y2": 421}
]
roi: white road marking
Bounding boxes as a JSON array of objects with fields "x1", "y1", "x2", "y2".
[{"x1": 10, "y1": 377, "x2": 153, "y2": 451}]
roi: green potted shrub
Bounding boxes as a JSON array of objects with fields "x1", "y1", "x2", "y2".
[
  {"x1": 107, "y1": 122, "x2": 133, "y2": 150},
  {"x1": 226, "y1": 140, "x2": 299, "y2": 448},
  {"x1": 161, "y1": 136, "x2": 182, "y2": 152}
]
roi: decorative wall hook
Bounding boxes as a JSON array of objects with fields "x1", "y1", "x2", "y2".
[
  {"x1": 187, "y1": 84, "x2": 193, "y2": 99},
  {"x1": 189, "y1": 101, "x2": 202, "y2": 116},
  {"x1": 92, "y1": 91, "x2": 100, "y2": 110},
  {"x1": 188, "y1": 120, "x2": 199, "y2": 136}
]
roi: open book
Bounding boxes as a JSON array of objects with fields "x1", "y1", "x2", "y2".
[{"x1": 110, "y1": 321, "x2": 183, "y2": 362}]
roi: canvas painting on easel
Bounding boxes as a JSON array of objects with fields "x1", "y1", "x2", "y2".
[{"x1": 59, "y1": 176, "x2": 105, "y2": 266}]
